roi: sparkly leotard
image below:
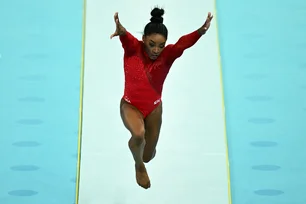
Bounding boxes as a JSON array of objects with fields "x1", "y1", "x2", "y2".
[{"x1": 119, "y1": 30, "x2": 202, "y2": 118}]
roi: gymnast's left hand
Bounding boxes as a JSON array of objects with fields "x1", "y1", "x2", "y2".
[{"x1": 199, "y1": 12, "x2": 214, "y2": 35}]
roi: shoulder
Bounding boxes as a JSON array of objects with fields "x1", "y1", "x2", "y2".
[
  {"x1": 165, "y1": 44, "x2": 174, "y2": 49},
  {"x1": 162, "y1": 44, "x2": 174, "y2": 53}
]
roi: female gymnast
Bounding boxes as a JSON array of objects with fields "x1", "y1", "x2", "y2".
[{"x1": 110, "y1": 7, "x2": 213, "y2": 189}]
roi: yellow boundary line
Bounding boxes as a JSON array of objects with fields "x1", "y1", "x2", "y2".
[
  {"x1": 75, "y1": 0, "x2": 87, "y2": 203},
  {"x1": 214, "y1": 1, "x2": 232, "y2": 204}
]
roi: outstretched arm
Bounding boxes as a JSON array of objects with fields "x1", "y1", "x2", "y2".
[
  {"x1": 119, "y1": 31, "x2": 139, "y2": 55},
  {"x1": 165, "y1": 12, "x2": 214, "y2": 64},
  {"x1": 110, "y1": 12, "x2": 139, "y2": 55}
]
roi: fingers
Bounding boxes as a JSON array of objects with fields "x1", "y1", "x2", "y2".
[
  {"x1": 114, "y1": 12, "x2": 120, "y2": 26},
  {"x1": 201, "y1": 12, "x2": 214, "y2": 32},
  {"x1": 207, "y1": 12, "x2": 213, "y2": 20},
  {"x1": 111, "y1": 12, "x2": 120, "y2": 39},
  {"x1": 203, "y1": 12, "x2": 213, "y2": 28},
  {"x1": 114, "y1": 12, "x2": 118, "y2": 22}
]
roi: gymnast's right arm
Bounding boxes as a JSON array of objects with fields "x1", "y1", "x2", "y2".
[{"x1": 110, "y1": 12, "x2": 138, "y2": 54}]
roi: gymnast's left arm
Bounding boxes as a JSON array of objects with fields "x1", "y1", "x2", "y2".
[{"x1": 165, "y1": 12, "x2": 214, "y2": 63}]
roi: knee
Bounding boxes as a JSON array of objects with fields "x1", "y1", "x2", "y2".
[
  {"x1": 143, "y1": 149, "x2": 156, "y2": 163},
  {"x1": 131, "y1": 129, "x2": 145, "y2": 145},
  {"x1": 143, "y1": 155, "x2": 151, "y2": 163}
]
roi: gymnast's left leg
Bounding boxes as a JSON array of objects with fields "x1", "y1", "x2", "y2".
[{"x1": 143, "y1": 102, "x2": 163, "y2": 163}]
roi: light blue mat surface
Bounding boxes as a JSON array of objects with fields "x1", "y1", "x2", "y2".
[
  {"x1": 0, "y1": 1, "x2": 83, "y2": 204},
  {"x1": 217, "y1": 0, "x2": 306, "y2": 203}
]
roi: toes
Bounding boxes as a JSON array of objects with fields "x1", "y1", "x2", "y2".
[
  {"x1": 138, "y1": 179, "x2": 150, "y2": 189},
  {"x1": 141, "y1": 182, "x2": 150, "y2": 189}
]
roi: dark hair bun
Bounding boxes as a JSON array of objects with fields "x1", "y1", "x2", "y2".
[{"x1": 150, "y1": 7, "x2": 164, "y2": 24}]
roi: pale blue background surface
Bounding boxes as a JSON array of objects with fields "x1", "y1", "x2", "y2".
[
  {"x1": 0, "y1": 1, "x2": 83, "y2": 204},
  {"x1": 217, "y1": 0, "x2": 306, "y2": 203}
]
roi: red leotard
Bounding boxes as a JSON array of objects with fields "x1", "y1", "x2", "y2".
[{"x1": 119, "y1": 30, "x2": 202, "y2": 118}]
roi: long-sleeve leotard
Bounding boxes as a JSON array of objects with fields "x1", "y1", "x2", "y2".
[{"x1": 118, "y1": 30, "x2": 202, "y2": 117}]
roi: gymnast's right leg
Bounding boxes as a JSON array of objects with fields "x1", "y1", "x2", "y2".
[{"x1": 120, "y1": 99, "x2": 151, "y2": 189}]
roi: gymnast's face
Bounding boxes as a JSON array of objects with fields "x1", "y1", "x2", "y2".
[{"x1": 143, "y1": 33, "x2": 166, "y2": 60}]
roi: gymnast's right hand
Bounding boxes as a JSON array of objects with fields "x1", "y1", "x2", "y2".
[{"x1": 110, "y1": 12, "x2": 126, "y2": 39}]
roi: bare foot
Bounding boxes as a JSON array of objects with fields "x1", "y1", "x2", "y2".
[{"x1": 135, "y1": 163, "x2": 151, "y2": 189}]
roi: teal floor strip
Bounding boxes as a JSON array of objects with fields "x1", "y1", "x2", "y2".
[
  {"x1": 217, "y1": 0, "x2": 306, "y2": 203},
  {"x1": 0, "y1": 1, "x2": 83, "y2": 204}
]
